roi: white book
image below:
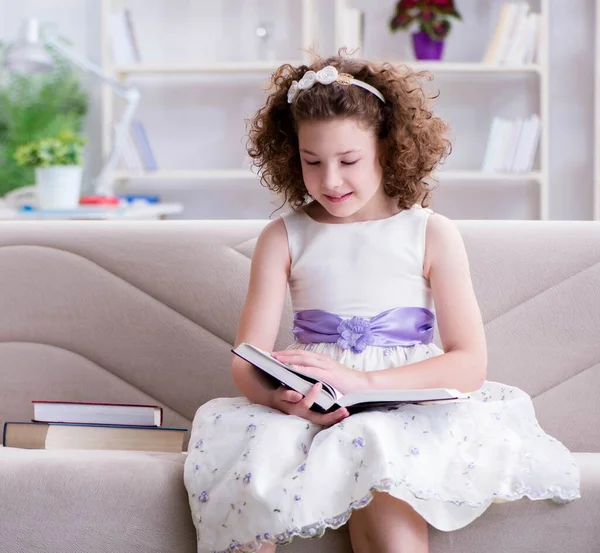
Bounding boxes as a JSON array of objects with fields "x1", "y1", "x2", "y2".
[
  {"x1": 110, "y1": 9, "x2": 138, "y2": 65},
  {"x1": 233, "y1": 343, "x2": 469, "y2": 413},
  {"x1": 484, "y1": 3, "x2": 513, "y2": 63},
  {"x1": 343, "y1": 7, "x2": 364, "y2": 55},
  {"x1": 513, "y1": 115, "x2": 540, "y2": 172},
  {"x1": 512, "y1": 117, "x2": 532, "y2": 172},
  {"x1": 482, "y1": 117, "x2": 503, "y2": 172},
  {"x1": 505, "y1": 118, "x2": 524, "y2": 172},
  {"x1": 493, "y1": 118, "x2": 513, "y2": 172},
  {"x1": 524, "y1": 114, "x2": 541, "y2": 172},
  {"x1": 496, "y1": 3, "x2": 530, "y2": 64},
  {"x1": 523, "y1": 13, "x2": 540, "y2": 64},
  {"x1": 504, "y1": 6, "x2": 531, "y2": 64}
]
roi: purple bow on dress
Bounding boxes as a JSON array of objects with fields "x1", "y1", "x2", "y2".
[{"x1": 293, "y1": 307, "x2": 435, "y2": 354}]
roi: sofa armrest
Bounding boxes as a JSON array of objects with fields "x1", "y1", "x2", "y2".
[{"x1": 0, "y1": 447, "x2": 197, "y2": 553}]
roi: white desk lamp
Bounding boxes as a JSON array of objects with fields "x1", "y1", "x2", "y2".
[{"x1": 3, "y1": 18, "x2": 140, "y2": 197}]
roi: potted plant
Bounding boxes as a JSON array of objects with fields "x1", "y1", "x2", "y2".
[
  {"x1": 389, "y1": 0, "x2": 462, "y2": 61},
  {"x1": 14, "y1": 131, "x2": 87, "y2": 209},
  {"x1": 0, "y1": 40, "x2": 88, "y2": 199}
]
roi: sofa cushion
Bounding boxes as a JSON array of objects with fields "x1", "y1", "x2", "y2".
[
  {"x1": 0, "y1": 447, "x2": 197, "y2": 553},
  {"x1": 0, "y1": 448, "x2": 598, "y2": 553}
]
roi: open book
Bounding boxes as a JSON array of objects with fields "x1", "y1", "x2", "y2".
[{"x1": 232, "y1": 343, "x2": 469, "y2": 413}]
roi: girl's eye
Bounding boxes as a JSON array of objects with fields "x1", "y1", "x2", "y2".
[
  {"x1": 304, "y1": 160, "x2": 320, "y2": 166},
  {"x1": 341, "y1": 160, "x2": 359, "y2": 166}
]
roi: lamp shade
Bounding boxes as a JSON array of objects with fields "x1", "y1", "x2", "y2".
[{"x1": 4, "y1": 18, "x2": 54, "y2": 74}]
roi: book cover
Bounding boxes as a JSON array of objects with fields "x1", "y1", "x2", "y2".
[
  {"x1": 3, "y1": 422, "x2": 186, "y2": 453},
  {"x1": 32, "y1": 400, "x2": 163, "y2": 427},
  {"x1": 131, "y1": 121, "x2": 158, "y2": 171},
  {"x1": 232, "y1": 343, "x2": 469, "y2": 414}
]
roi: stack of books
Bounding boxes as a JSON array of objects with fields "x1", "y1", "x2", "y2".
[
  {"x1": 2, "y1": 401, "x2": 187, "y2": 453},
  {"x1": 483, "y1": 2, "x2": 540, "y2": 65}
]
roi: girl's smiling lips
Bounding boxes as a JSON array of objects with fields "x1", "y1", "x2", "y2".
[{"x1": 324, "y1": 192, "x2": 353, "y2": 203}]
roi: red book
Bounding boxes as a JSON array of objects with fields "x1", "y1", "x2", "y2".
[{"x1": 31, "y1": 401, "x2": 163, "y2": 427}]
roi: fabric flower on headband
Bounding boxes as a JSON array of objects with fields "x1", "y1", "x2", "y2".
[{"x1": 287, "y1": 65, "x2": 386, "y2": 104}]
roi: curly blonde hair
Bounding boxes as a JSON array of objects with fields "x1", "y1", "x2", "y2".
[{"x1": 247, "y1": 53, "x2": 451, "y2": 210}]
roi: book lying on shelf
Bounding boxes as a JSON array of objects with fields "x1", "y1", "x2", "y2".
[
  {"x1": 484, "y1": 2, "x2": 540, "y2": 65},
  {"x1": 482, "y1": 114, "x2": 540, "y2": 173},
  {"x1": 32, "y1": 400, "x2": 163, "y2": 427},
  {"x1": 3, "y1": 422, "x2": 186, "y2": 453},
  {"x1": 131, "y1": 121, "x2": 158, "y2": 171},
  {"x1": 233, "y1": 343, "x2": 469, "y2": 414},
  {"x1": 117, "y1": 121, "x2": 158, "y2": 172}
]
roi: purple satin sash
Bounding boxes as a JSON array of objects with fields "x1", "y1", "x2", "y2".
[{"x1": 293, "y1": 307, "x2": 435, "y2": 354}]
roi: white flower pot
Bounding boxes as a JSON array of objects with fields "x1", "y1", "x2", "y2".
[{"x1": 35, "y1": 165, "x2": 83, "y2": 210}]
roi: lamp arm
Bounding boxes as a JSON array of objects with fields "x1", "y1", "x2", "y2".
[
  {"x1": 43, "y1": 32, "x2": 141, "y2": 196},
  {"x1": 44, "y1": 33, "x2": 131, "y2": 98}
]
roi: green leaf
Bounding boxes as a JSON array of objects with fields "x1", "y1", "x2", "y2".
[{"x1": 0, "y1": 40, "x2": 89, "y2": 195}]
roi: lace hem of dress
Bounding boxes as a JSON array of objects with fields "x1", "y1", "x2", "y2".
[{"x1": 207, "y1": 478, "x2": 580, "y2": 553}]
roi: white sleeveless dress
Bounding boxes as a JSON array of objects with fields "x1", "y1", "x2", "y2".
[{"x1": 184, "y1": 205, "x2": 580, "y2": 553}]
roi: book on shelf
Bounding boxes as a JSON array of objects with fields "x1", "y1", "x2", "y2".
[
  {"x1": 3, "y1": 422, "x2": 186, "y2": 453},
  {"x1": 484, "y1": 2, "x2": 540, "y2": 65},
  {"x1": 482, "y1": 114, "x2": 540, "y2": 173},
  {"x1": 339, "y1": 6, "x2": 364, "y2": 56},
  {"x1": 115, "y1": 123, "x2": 144, "y2": 171},
  {"x1": 31, "y1": 400, "x2": 163, "y2": 427},
  {"x1": 131, "y1": 120, "x2": 158, "y2": 171},
  {"x1": 232, "y1": 342, "x2": 469, "y2": 414},
  {"x1": 110, "y1": 8, "x2": 141, "y2": 65}
]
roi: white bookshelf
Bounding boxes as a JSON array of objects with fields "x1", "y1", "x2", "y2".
[
  {"x1": 101, "y1": 0, "x2": 550, "y2": 220},
  {"x1": 100, "y1": 0, "x2": 317, "y2": 190},
  {"x1": 111, "y1": 168, "x2": 541, "y2": 183},
  {"x1": 333, "y1": 0, "x2": 550, "y2": 220},
  {"x1": 113, "y1": 61, "x2": 306, "y2": 76},
  {"x1": 593, "y1": 0, "x2": 600, "y2": 221}
]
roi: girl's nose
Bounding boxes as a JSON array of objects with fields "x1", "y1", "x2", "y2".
[{"x1": 321, "y1": 164, "x2": 342, "y2": 190}]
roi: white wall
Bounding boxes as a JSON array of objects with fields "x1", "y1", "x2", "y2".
[{"x1": 0, "y1": 0, "x2": 595, "y2": 220}]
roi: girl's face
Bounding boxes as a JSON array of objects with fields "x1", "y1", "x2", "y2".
[{"x1": 297, "y1": 118, "x2": 393, "y2": 222}]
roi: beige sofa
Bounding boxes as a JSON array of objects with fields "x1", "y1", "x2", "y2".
[{"x1": 0, "y1": 220, "x2": 598, "y2": 553}]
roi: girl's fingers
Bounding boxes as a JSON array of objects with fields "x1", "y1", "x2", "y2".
[
  {"x1": 300, "y1": 382, "x2": 323, "y2": 409},
  {"x1": 274, "y1": 351, "x2": 323, "y2": 365},
  {"x1": 309, "y1": 407, "x2": 349, "y2": 426},
  {"x1": 281, "y1": 389, "x2": 303, "y2": 403}
]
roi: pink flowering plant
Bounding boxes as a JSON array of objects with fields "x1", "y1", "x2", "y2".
[{"x1": 389, "y1": 0, "x2": 462, "y2": 41}]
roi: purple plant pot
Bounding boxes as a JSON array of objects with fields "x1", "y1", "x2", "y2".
[{"x1": 412, "y1": 31, "x2": 445, "y2": 61}]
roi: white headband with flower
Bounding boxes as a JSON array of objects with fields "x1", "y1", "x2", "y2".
[{"x1": 287, "y1": 65, "x2": 386, "y2": 104}]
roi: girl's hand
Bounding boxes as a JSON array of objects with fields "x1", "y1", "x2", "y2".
[
  {"x1": 272, "y1": 350, "x2": 369, "y2": 395},
  {"x1": 270, "y1": 383, "x2": 349, "y2": 426}
]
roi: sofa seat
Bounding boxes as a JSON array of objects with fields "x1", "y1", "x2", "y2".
[
  {"x1": 0, "y1": 447, "x2": 197, "y2": 553},
  {"x1": 1, "y1": 447, "x2": 598, "y2": 553}
]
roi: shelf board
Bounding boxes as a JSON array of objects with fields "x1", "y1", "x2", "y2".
[
  {"x1": 112, "y1": 61, "x2": 542, "y2": 76},
  {"x1": 112, "y1": 169, "x2": 541, "y2": 184},
  {"x1": 401, "y1": 62, "x2": 541, "y2": 74},
  {"x1": 435, "y1": 170, "x2": 542, "y2": 181},
  {"x1": 112, "y1": 169, "x2": 258, "y2": 181},
  {"x1": 113, "y1": 61, "x2": 305, "y2": 75}
]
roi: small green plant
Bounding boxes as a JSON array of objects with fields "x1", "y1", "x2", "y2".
[
  {"x1": 0, "y1": 39, "x2": 88, "y2": 195},
  {"x1": 14, "y1": 131, "x2": 86, "y2": 168}
]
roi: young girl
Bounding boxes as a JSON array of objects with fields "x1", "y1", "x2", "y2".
[{"x1": 184, "y1": 54, "x2": 580, "y2": 553}]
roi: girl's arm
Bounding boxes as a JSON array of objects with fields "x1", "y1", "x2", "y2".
[
  {"x1": 231, "y1": 218, "x2": 350, "y2": 426},
  {"x1": 231, "y1": 218, "x2": 291, "y2": 406},
  {"x1": 366, "y1": 214, "x2": 487, "y2": 393}
]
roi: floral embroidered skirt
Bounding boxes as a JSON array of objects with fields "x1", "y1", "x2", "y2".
[{"x1": 183, "y1": 343, "x2": 581, "y2": 553}]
